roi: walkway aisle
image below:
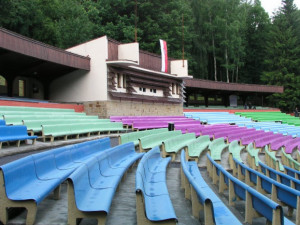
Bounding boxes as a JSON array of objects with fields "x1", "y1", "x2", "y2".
[{"x1": 167, "y1": 164, "x2": 200, "y2": 225}]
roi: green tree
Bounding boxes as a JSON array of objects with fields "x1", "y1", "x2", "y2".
[
  {"x1": 262, "y1": 0, "x2": 300, "y2": 112},
  {"x1": 240, "y1": 0, "x2": 270, "y2": 84}
]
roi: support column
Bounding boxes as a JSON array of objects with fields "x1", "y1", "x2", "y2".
[
  {"x1": 5, "y1": 76, "x2": 14, "y2": 97},
  {"x1": 204, "y1": 94, "x2": 208, "y2": 107},
  {"x1": 42, "y1": 81, "x2": 50, "y2": 100}
]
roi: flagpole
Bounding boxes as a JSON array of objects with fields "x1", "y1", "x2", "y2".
[
  {"x1": 135, "y1": 0, "x2": 138, "y2": 42},
  {"x1": 182, "y1": 14, "x2": 185, "y2": 67}
]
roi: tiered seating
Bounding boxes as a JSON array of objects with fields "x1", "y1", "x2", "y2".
[
  {"x1": 0, "y1": 138, "x2": 111, "y2": 225},
  {"x1": 258, "y1": 162, "x2": 300, "y2": 192},
  {"x1": 184, "y1": 135, "x2": 211, "y2": 162},
  {"x1": 120, "y1": 116, "x2": 190, "y2": 129},
  {"x1": 0, "y1": 125, "x2": 37, "y2": 149},
  {"x1": 184, "y1": 112, "x2": 252, "y2": 124},
  {"x1": 233, "y1": 157, "x2": 298, "y2": 224},
  {"x1": 132, "y1": 118, "x2": 198, "y2": 130},
  {"x1": 228, "y1": 140, "x2": 244, "y2": 175},
  {"x1": 180, "y1": 151, "x2": 242, "y2": 224},
  {"x1": 175, "y1": 123, "x2": 203, "y2": 134},
  {"x1": 207, "y1": 138, "x2": 228, "y2": 162},
  {"x1": 67, "y1": 142, "x2": 144, "y2": 225},
  {"x1": 138, "y1": 130, "x2": 182, "y2": 152},
  {"x1": 42, "y1": 122, "x2": 125, "y2": 142},
  {"x1": 246, "y1": 142, "x2": 261, "y2": 168},
  {"x1": 281, "y1": 150, "x2": 300, "y2": 171},
  {"x1": 23, "y1": 119, "x2": 110, "y2": 134},
  {"x1": 1, "y1": 106, "x2": 124, "y2": 142},
  {"x1": 283, "y1": 138, "x2": 300, "y2": 154},
  {"x1": 110, "y1": 115, "x2": 185, "y2": 122},
  {"x1": 264, "y1": 147, "x2": 285, "y2": 171},
  {"x1": 118, "y1": 128, "x2": 168, "y2": 146},
  {"x1": 206, "y1": 154, "x2": 291, "y2": 224},
  {"x1": 236, "y1": 111, "x2": 300, "y2": 126},
  {"x1": 241, "y1": 121, "x2": 300, "y2": 137},
  {"x1": 135, "y1": 147, "x2": 177, "y2": 224},
  {"x1": 269, "y1": 135, "x2": 294, "y2": 151},
  {"x1": 161, "y1": 133, "x2": 196, "y2": 160}
]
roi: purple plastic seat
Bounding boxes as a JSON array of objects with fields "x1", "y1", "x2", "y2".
[
  {"x1": 240, "y1": 132, "x2": 274, "y2": 145},
  {"x1": 285, "y1": 138, "x2": 300, "y2": 153},
  {"x1": 269, "y1": 136, "x2": 294, "y2": 151},
  {"x1": 254, "y1": 133, "x2": 284, "y2": 148}
]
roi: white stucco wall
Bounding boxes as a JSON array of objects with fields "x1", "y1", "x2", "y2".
[
  {"x1": 118, "y1": 43, "x2": 139, "y2": 63},
  {"x1": 133, "y1": 86, "x2": 164, "y2": 97},
  {"x1": 170, "y1": 60, "x2": 188, "y2": 77},
  {"x1": 50, "y1": 36, "x2": 108, "y2": 102}
]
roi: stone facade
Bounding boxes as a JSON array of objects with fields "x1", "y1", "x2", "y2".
[{"x1": 83, "y1": 100, "x2": 183, "y2": 118}]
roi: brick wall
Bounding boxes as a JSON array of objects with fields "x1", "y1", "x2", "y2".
[{"x1": 83, "y1": 100, "x2": 183, "y2": 118}]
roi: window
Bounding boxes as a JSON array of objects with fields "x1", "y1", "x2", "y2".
[
  {"x1": 139, "y1": 87, "x2": 142, "y2": 91},
  {"x1": 123, "y1": 75, "x2": 127, "y2": 88},
  {"x1": 19, "y1": 80, "x2": 26, "y2": 97},
  {"x1": 176, "y1": 84, "x2": 180, "y2": 95},
  {"x1": 0, "y1": 76, "x2": 6, "y2": 86},
  {"x1": 153, "y1": 89, "x2": 156, "y2": 93},
  {"x1": 150, "y1": 89, "x2": 153, "y2": 92},
  {"x1": 143, "y1": 88, "x2": 146, "y2": 92},
  {"x1": 172, "y1": 83, "x2": 175, "y2": 94},
  {"x1": 117, "y1": 73, "x2": 122, "y2": 88}
]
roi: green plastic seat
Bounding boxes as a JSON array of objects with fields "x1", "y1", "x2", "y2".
[
  {"x1": 228, "y1": 140, "x2": 244, "y2": 173},
  {"x1": 119, "y1": 128, "x2": 168, "y2": 146},
  {"x1": 264, "y1": 146, "x2": 284, "y2": 172},
  {"x1": 208, "y1": 138, "x2": 228, "y2": 161},
  {"x1": 162, "y1": 133, "x2": 196, "y2": 160},
  {"x1": 138, "y1": 130, "x2": 182, "y2": 152},
  {"x1": 185, "y1": 135, "x2": 211, "y2": 161},
  {"x1": 281, "y1": 149, "x2": 300, "y2": 171},
  {"x1": 42, "y1": 122, "x2": 125, "y2": 142},
  {"x1": 246, "y1": 142, "x2": 261, "y2": 168},
  {"x1": 23, "y1": 119, "x2": 110, "y2": 133}
]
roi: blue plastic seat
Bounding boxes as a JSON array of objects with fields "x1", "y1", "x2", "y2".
[
  {"x1": 0, "y1": 156, "x2": 62, "y2": 204},
  {"x1": 136, "y1": 147, "x2": 177, "y2": 223}
]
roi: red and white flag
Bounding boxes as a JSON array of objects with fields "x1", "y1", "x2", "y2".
[{"x1": 160, "y1": 39, "x2": 168, "y2": 73}]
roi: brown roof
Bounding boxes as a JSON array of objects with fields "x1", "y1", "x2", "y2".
[
  {"x1": 185, "y1": 78, "x2": 284, "y2": 94},
  {"x1": 0, "y1": 27, "x2": 90, "y2": 79}
]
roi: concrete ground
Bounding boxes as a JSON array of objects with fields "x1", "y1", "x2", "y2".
[{"x1": 0, "y1": 136, "x2": 296, "y2": 225}]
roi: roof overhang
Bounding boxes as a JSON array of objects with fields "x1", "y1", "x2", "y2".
[
  {"x1": 0, "y1": 27, "x2": 90, "y2": 82},
  {"x1": 185, "y1": 78, "x2": 284, "y2": 94},
  {"x1": 107, "y1": 61, "x2": 193, "y2": 80}
]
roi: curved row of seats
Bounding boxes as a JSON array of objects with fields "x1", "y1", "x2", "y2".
[
  {"x1": 184, "y1": 111, "x2": 252, "y2": 124},
  {"x1": 0, "y1": 138, "x2": 144, "y2": 225},
  {"x1": 0, "y1": 119, "x2": 37, "y2": 149},
  {"x1": 0, "y1": 106, "x2": 126, "y2": 143},
  {"x1": 236, "y1": 111, "x2": 300, "y2": 126},
  {"x1": 178, "y1": 123, "x2": 300, "y2": 154},
  {"x1": 207, "y1": 154, "x2": 295, "y2": 225}
]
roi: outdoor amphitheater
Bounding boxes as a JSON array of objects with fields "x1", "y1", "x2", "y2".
[{"x1": 0, "y1": 28, "x2": 300, "y2": 225}]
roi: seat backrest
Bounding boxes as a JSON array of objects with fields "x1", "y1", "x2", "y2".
[
  {"x1": 120, "y1": 128, "x2": 168, "y2": 144},
  {"x1": 70, "y1": 138, "x2": 111, "y2": 162},
  {"x1": 140, "y1": 130, "x2": 182, "y2": 147},
  {"x1": 0, "y1": 125, "x2": 28, "y2": 137},
  {"x1": 209, "y1": 137, "x2": 226, "y2": 149},
  {"x1": 31, "y1": 151, "x2": 58, "y2": 179},
  {"x1": 163, "y1": 133, "x2": 196, "y2": 150},
  {"x1": 106, "y1": 142, "x2": 135, "y2": 166},
  {"x1": 0, "y1": 156, "x2": 37, "y2": 196},
  {"x1": 187, "y1": 135, "x2": 211, "y2": 151}
]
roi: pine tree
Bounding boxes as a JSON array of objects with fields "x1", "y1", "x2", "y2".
[{"x1": 262, "y1": 0, "x2": 300, "y2": 112}]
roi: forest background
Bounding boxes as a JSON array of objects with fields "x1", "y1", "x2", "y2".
[{"x1": 0, "y1": 0, "x2": 299, "y2": 111}]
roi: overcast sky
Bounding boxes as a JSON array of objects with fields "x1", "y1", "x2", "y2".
[{"x1": 260, "y1": 0, "x2": 300, "y2": 16}]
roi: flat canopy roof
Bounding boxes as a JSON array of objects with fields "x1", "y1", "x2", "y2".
[
  {"x1": 0, "y1": 27, "x2": 90, "y2": 81},
  {"x1": 185, "y1": 78, "x2": 284, "y2": 94}
]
